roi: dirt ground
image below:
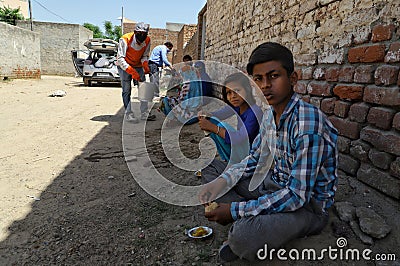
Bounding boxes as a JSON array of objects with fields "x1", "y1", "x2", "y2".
[{"x1": 0, "y1": 76, "x2": 398, "y2": 265}]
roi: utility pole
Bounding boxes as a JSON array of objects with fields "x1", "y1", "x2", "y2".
[
  {"x1": 121, "y1": 6, "x2": 124, "y2": 35},
  {"x1": 28, "y1": 0, "x2": 33, "y2": 30}
]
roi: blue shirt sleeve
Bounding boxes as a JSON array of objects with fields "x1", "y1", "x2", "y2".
[{"x1": 161, "y1": 46, "x2": 171, "y2": 67}]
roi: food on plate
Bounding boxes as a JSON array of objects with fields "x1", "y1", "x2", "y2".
[
  {"x1": 205, "y1": 202, "x2": 218, "y2": 212},
  {"x1": 191, "y1": 226, "x2": 208, "y2": 237}
]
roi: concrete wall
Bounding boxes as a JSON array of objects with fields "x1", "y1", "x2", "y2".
[
  {"x1": 16, "y1": 21, "x2": 92, "y2": 75},
  {"x1": 0, "y1": 21, "x2": 40, "y2": 79},
  {"x1": 204, "y1": 0, "x2": 400, "y2": 199}
]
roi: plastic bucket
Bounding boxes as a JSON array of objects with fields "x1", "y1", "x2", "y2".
[{"x1": 138, "y1": 82, "x2": 156, "y2": 101}]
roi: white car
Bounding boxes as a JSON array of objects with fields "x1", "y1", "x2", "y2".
[{"x1": 71, "y1": 38, "x2": 120, "y2": 86}]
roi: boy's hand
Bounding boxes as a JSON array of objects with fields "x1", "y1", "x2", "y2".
[{"x1": 204, "y1": 203, "x2": 234, "y2": 225}]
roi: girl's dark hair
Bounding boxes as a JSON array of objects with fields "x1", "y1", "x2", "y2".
[
  {"x1": 222, "y1": 72, "x2": 256, "y2": 106},
  {"x1": 246, "y1": 42, "x2": 294, "y2": 76}
]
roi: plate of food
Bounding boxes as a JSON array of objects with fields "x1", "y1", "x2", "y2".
[{"x1": 187, "y1": 226, "x2": 213, "y2": 239}]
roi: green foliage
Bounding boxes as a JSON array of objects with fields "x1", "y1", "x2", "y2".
[
  {"x1": 83, "y1": 22, "x2": 105, "y2": 39},
  {"x1": 0, "y1": 6, "x2": 25, "y2": 25},
  {"x1": 103, "y1": 21, "x2": 122, "y2": 41},
  {"x1": 83, "y1": 21, "x2": 121, "y2": 41}
]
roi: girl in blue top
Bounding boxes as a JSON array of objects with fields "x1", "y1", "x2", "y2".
[{"x1": 198, "y1": 72, "x2": 263, "y2": 163}]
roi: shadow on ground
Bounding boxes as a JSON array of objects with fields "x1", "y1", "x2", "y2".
[{"x1": 0, "y1": 104, "x2": 398, "y2": 265}]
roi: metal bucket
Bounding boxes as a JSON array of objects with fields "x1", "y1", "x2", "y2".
[{"x1": 138, "y1": 82, "x2": 156, "y2": 101}]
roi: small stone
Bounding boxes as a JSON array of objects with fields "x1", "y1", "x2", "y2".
[
  {"x1": 349, "y1": 220, "x2": 374, "y2": 245},
  {"x1": 356, "y1": 207, "x2": 391, "y2": 239},
  {"x1": 334, "y1": 202, "x2": 356, "y2": 222},
  {"x1": 138, "y1": 232, "x2": 145, "y2": 239}
]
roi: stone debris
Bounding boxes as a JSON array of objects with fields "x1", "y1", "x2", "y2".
[
  {"x1": 349, "y1": 220, "x2": 374, "y2": 245},
  {"x1": 334, "y1": 202, "x2": 392, "y2": 242},
  {"x1": 334, "y1": 201, "x2": 356, "y2": 222},
  {"x1": 356, "y1": 207, "x2": 391, "y2": 239}
]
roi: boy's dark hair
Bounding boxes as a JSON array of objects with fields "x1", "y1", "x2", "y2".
[
  {"x1": 164, "y1": 41, "x2": 173, "y2": 48},
  {"x1": 222, "y1": 72, "x2": 256, "y2": 106},
  {"x1": 183, "y1": 54, "x2": 193, "y2": 61},
  {"x1": 246, "y1": 42, "x2": 294, "y2": 76}
]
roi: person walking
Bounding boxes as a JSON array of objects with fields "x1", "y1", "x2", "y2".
[
  {"x1": 117, "y1": 22, "x2": 156, "y2": 122},
  {"x1": 148, "y1": 42, "x2": 174, "y2": 99}
]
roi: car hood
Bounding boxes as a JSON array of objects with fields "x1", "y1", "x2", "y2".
[{"x1": 84, "y1": 38, "x2": 118, "y2": 51}]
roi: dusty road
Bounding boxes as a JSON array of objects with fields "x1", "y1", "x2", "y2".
[{"x1": 0, "y1": 76, "x2": 398, "y2": 265}]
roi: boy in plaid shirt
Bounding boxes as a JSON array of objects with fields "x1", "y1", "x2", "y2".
[{"x1": 199, "y1": 42, "x2": 338, "y2": 262}]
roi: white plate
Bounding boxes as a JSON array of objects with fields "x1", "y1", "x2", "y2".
[{"x1": 187, "y1": 226, "x2": 213, "y2": 239}]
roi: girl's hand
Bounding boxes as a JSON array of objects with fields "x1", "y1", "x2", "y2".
[{"x1": 198, "y1": 116, "x2": 216, "y2": 132}]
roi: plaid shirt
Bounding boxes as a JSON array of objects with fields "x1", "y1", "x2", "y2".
[{"x1": 221, "y1": 93, "x2": 338, "y2": 220}]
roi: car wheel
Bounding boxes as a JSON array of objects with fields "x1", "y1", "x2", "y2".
[{"x1": 83, "y1": 77, "x2": 92, "y2": 87}]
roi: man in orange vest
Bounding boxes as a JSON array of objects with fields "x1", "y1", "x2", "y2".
[{"x1": 117, "y1": 22, "x2": 155, "y2": 123}]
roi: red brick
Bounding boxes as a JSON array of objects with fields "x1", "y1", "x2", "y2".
[
  {"x1": 363, "y1": 85, "x2": 400, "y2": 106},
  {"x1": 333, "y1": 85, "x2": 364, "y2": 100},
  {"x1": 361, "y1": 126, "x2": 400, "y2": 156},
  {"x1": 337, "y1": 136, "x2": 351, "y2": 153},
  {"x1": 325, "y1": 67, "x2": 340, "y2": 82},
  {"x1": 301, "y1": 95, "x2": 310, "y2": 103},
  {"x1": 313, "y1": 67, "x2": 326, "y2": 80},
  {"x1": 334, "y1": 101, "x2": 352, "y2": 118},
  {"x1": 329, "y1": 116, "x2": 361, "y2": 139},
  {"x1": 338, "y1": 66, "x2": 354, "y2": 83},
  {"x1": 375, "y1": 65, "x2": 400, "y2": 86},
  {"x1": 302, "y1": 67, "x2": 314, "y2": 80},
  {"x1": 295, "y1": 69, "x2": 302, "y2": 80},
  {"x1": 349, "y1": 103, "x2": 370, "y2": 123},
  {"x1": 350, "y1": 139, "x2": 371, "y2": 162},
  {"x1": 384, "y1": 42, "x2": 400, "y2": 63},
  {"x1": 338, "y1": 153, "x2": 360, "y2": 175},
  {"x1": 357, "y1": 163, "x2": 400, "y2": 199},
  {"x1": 310, "y1": 97, "x2": 322, "y2": 108},
  {"x1": 294, "y1": 81, "x2": 308, "y2": 94},
  {"x1": 321, "y1": 98, "x2": 336, "y2": 115},
  {"x1": 369, "y1": 149, "x2": 394, "y2": 170},
  {"x1": 307, "y1": 81, "x2": 332, "y2": 96},
  {"x1": 354, "y1": 65, "x2": 375, "y2": 83},
  {"x1": 348, "y1": 44, "x2": 386, "y2": 63},
  {"x1": 371, "y1": 24, "x2": 395, "y2": 42},
  {"x1": 390, "y1": 158, "x2": 400, "y2": 179},
  {"x1": 367, "y1": 107, "x2": 396, "y2": 130},
  {"x1": 398, "y1": 71, "x2": 400, "y2": 87},
  {"x1": 392, "y1": 112, "x2": 400, "y2": 131}
]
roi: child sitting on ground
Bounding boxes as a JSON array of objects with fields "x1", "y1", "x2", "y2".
[{"x1": 198, "y1": 72, "x2": 263, "y2": 164}]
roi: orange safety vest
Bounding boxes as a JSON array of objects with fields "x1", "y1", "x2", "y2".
[{"x1": 121, "y1": 32, "x2": 150, "y2": 67}]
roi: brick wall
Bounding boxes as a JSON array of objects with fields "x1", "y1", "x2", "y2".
[
  {"x1": 183, "y1": 31, "x2": 199, "y2": 61},
  {"x1": 0, "y1": 22, "x2": 41, "y2": 79},
  {"x1": 123, "y1": 21, "x2": 178, "y2": 63},
  {"x1": 174, "y1": 24, "x2": 198, "y2": 63},
  {"x1": 16, "y1": 21, "x2": 92, "y2": 76},
  {"x1": 204, "y1": 0, "x2": 400, "y2": 199}
]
